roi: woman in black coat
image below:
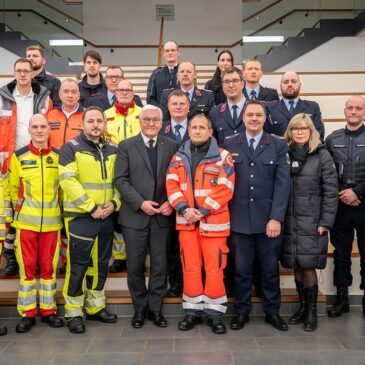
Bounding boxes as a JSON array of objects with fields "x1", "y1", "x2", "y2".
[
  {"x1": 282, "y1": 113, "x2": 338, "y2": 331},
  {"x1": 205, "y1": 50, "x2": 234, "y2": 105}
]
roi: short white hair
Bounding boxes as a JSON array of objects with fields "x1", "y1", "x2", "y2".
[{"x1": 140, "y1": 104, "x2": 163, "y2": 120}]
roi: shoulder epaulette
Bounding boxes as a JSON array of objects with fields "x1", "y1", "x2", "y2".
[
  {"x1": 269, "y1": 133, "x2": 284, "y2": 139},
  {"x1": 15, "y1": 145, "x2": 30, "y2": 158}
]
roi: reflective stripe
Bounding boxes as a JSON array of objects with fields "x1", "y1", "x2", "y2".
[
  {"x1": 39, "y1": 295, "x2": 55, "y2": 305},
  {"x1": 4, "y1": 200, "x2": 11, "y2": 208},
  {"x1": 180, "y1": 183, "x2": 187, "y2": 191},
  {"x1": 4, "y1": 242, "x2": 14, "y2": 249},
  {"x1": 6, "y1": 232, "x2": 16, "y2": 240},
  {"x1": 5, "y1": 209, "x2": 12, "y2": 217},
  {"x1": 204, "y1": 166, "x2": 220, "y2": 174},
  {"x1": 204, "y1": 303, "x2": 227, "y2": 313},
  {"x1": 113, "y1": 242, "x2": 126, "y2": 253},
  {"x1": 86, "y1": 290, "x2": 104, "y2": 299},
  {"x1": 69, "y1": 232, "x2": 94, "y2": 242},
  {"x1": 168, "y1": 191, "x2": 184, "y2": 204},
  {"x1": 18, "y1": 295, "x2": 37, "y2": 307},
  {"x1": 65, "y1": 296, "x2": 84, "y2": 306},
  {"x1": 176, "y1": 216, "x2": 189, "y2": 224},
  {"x1": 19, "y1": 284, "x2": 36, "y2": 293},
  {"x1": 59, "y1": 171, "x2": 78, "y2": 181},
  {"x1": 220, "y1": 150, "x2": 229, "y2": 160},
  {"x1": 205, "y1": 197, "x2": 221, "y2": 210},
  {"x1": 203, "y1": 295, "x2": 227, "y2": 305},
  {"x1": 200, "y1": 222, "x2": 230, "y2": 232},
  {"x1": 166, "y1": 173, "x2": 179, "y2": 181},
  {"x1": 65, "y1": 308, "x2": 84, "y2": 318},
  {"x1": 0, "y1": 216, "x2": 5, "y2": 223},
  {"x1": 182, "y1": 294, "x2": 204, "y2": 304},
  {"x1": 22, "y1": 200, "x2": 59, "y2": 209},
  {"x1": 64, "y1": 194, "x2": 89, "y2": 208},
  {"x1": 194, "y1": 189, "x2": 211, "y2": 197},
  {"x1": 40, "y1": 282, "x2": 57, "y2": 292},
  {"x1": 81, "y1": 182, "x2": 113, "y2": 190},
  {"x1": 86, "y1": 298, "x2": 105, "y2": 308},
  {"x1": 217, "y1": 177, "x2": 234, "y2": 191},
  {"x1": 182, "y1": 302, "x2": 204, "y2": 310},
  {"x1": 17, "y1": 214, "x2": 61, "y2": 225},
  {"x1": 0, "y1": 229, "x2": 5, "y2": 237}
]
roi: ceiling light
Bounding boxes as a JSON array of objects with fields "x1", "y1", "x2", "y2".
[
  {"x1": 242, "y1": 36, "x2": 284, "y2": 43},
  {"x1": 49, "y1": 39, "x2": 84, "y2": 46}
]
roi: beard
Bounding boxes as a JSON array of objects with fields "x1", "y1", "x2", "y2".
[
  {"x1": 282, "y1": 90, "x2": 299, "y2": 100},
  {"x1": 31, "y1": 63, "x2": 42, "y2": 72}
]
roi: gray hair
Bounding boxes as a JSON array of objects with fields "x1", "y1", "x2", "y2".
[{"x1": 139, "y1": 104, "x2": 163, "y2": 120}]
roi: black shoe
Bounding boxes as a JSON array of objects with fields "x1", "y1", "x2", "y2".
[
  {"x1": 230, "y1": 314, "x2": 249, "y2": 330},
  {"x1": 4, "y1": 257, "x2": 19, "y2": 275},
  {"x1": 131, "y1": 312, "x2": 145, "y2": 328},
  {"x1": 289, "y1": 281, "x2": 306, "y2": 325},
  {"x1": 304, "y1": 286, "x2": 318, "y2": 332},
  {"x1": 58, "y1": 264, "x2": 66, "y2": 275},
  {"x1": 147, "y1": 311, "x2": 167, "y2": 327},
  {"x1": 178, "y1": 315, "x2": 202, "y2": 331},
  {"x1": 207, "y1": 317, "x2": 226, "y2": 334},
  {"x1": 41, "y1": 314, "x2": 64, "y2": 328},
  {"x1": 0, "y1": 326, "x2": 7, "y2": 336},
  {"x1": 86, "y1": 309, "x2": 117, "y2": 323},
  {"x1": 362, "y1": 294, "x2": 365, "y2": 317},
  {"x1": 265, "y1": 315, "x2": 288, "y2": 331},
  {"x1": 109, "y1": 259, "x2": 127, "y2": 273},
  {"x1": 166, "y1": 287, "x2": 182, "y2": 297},
  {"x1": 16, "y1": 317, "x2": 36, "y2": 333},
  {"x1": 68, "y1": 316, "x2": 85, "y2": 334},
  {"x1": 328, "y1": 286, "x2": 350, "y2": 318}
]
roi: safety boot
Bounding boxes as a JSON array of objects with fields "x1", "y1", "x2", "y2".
[
  {"x1": 289, "y1": 280, "x2": 306, "y2": 325},
  {"x1": 328, "y1": 286, "x2": 350, "y2": 318},
  {"x1": 4, "y1": 248, "x2": 19, "y2": 275},
  {"x1": 0, "y1": 326, "x2": 7, "y2": 336},
  {"x1": 304, "y1": 286, "x2": 318, "y2": 331}
]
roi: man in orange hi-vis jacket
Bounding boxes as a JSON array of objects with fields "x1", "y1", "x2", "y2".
[{"x1": 166, "y1": 113, "x2": 235, "y2": 335}]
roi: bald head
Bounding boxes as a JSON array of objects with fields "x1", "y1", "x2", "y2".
[
  {"x1": 344, "y1": 95, "x2": 365, "y2": 129},
  {"x1": 28, "y1": 114, "x2": 50, "y2": 147},
  {"x1": 280, "y1": 71, "x2": 301, "y2": 99}
]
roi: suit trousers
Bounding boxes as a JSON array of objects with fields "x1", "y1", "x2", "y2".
[
  {"x1": 167, "y1": 227, "x2": 182, "y2": 289},
  {"x1": 122, "y1": 216, "x2": 171, "y2": 313},
  {"x1": 230, "y1": 231, "x2": 283, "y2": 316}
]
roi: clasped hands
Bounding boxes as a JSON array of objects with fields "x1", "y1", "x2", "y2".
[{"x1": 91, "y1": 202, "x2": 115, "y2": 219}]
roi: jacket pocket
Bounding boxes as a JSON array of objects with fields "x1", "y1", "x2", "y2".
[
  {"x1": 218, "y1": 245, "x2": 230, "y2": 270},
  {"x1": 262, "y1": 159, "x2": 278, "y2": 179}
]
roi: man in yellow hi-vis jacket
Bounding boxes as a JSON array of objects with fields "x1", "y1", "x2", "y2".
[
  {"x1": 8, "y1": 114, "x2": 63, "y2": 333},
  {"x1": 59, "y1": 106, "x2": 121, "y2": 334}
]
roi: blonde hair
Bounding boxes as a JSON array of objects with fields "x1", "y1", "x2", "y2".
[{"x1": 284, "y1": 113, "x2": 322, "y2": 153}]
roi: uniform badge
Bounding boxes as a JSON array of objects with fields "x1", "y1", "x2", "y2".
[
  {"x1": 286, "y1": 153, "x2": 290, "y2": 164},
  {"x1": 220, "y1": 103, "x2": 226, "y2": 112},
  {"x1": 195, "y1": 89, "x2": 201, "y2": 97},
  {"x1": 210, "y1": 176, "x2": 218, "y2": 186},
  {"x1": 292, "y1": 161, "x2": 298, "y2": 168},
  {"x1": 165, "y1": 124, "x2": 171, "y2": 134},
  {"x1": 46, "y1": 156, "x2": 54, "y2": 164}
]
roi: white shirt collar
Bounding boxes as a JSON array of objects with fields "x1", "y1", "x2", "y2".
[{"x1": 141, "y1": 132, "x2": 158, "y2": 147}]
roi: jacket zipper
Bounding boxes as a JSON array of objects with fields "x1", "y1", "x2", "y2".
[
  {"x1": 63, "y1": 115, "x2": 70, "y2": 145},
  {"x1": 40, "y1": 149, "x2": 44, "y2": 232},
  {"x1": 97, "y1": 144, "x2": 107, "y2": 206}
]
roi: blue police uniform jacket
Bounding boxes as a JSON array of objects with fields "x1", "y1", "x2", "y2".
[
  {"x1": 86, "y1": 90, "x2": 143, "y2": 111},
  {"x1": 223, "y1": 132, "x2": 290, "y2": 234},
  {"x1": 160, "y1": 87, "x2": 215, "y2": 122},
  {"x1": 265, "y1": 99, "x2": 324, "y2": 140},
  {"x1": 243, "y1": 85, "x2": 279, "y2": 102}
]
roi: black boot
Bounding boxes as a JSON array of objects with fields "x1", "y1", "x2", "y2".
[
  {"x1": 328, "y1": 286, "x2": 350, "y2": 318},
  {"x1": 304, "y1": 286, "x2": 318, "y2": 331},
  {"x1": 0, "y1": 326, "x2": 7, "y2": 336},
  {"x1": 289, "y1": 280, "x2": 306, "y2": 325},
  {"x1": 4, "y1": 248, "x2": 19, "y2": 275}
]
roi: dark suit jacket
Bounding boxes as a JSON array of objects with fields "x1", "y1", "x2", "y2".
[
  {"x1": 223, "y1": 132, "x2": 290, "y2": 234},
  {"x1": 209, "y1": 102, "x2": 245, "y2": 147},
  {"x1": 160, "y1": 87, "x2": 215, "y2": 122},
  {"x1": 86, "y1": 89, "x2": 143, "y2": 111},
  {"x1": 159, "y1": 121, "x2": 190, "y2": 146},
  {"x1": 114, "y1": 134, "x2": 178, "y2": 229},
  {"x1": 243, "y1": 85, "x2": 279, "y2": 102},
  {"x1": 265, "y1": 98, "x2": 324, "y2": 139}
]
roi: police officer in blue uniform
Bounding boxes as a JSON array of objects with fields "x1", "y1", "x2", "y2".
[
  {"x1": 160, "y1": 61, "x2": 215, "y2": 122},
  {"x1": 223, "y1": 100, "x2": 290, "y2": 331},
  {"x1": 147, "y1": 41, "x2": 180, "y2": 107},
  {"x1": 209, "y1": 67, "x2": 246, "y2": 147},
  {"x1": 265, "y1": 72, "x2": 324, "y2": 139},
  {"x1": 326, "y1": 95, "x2": 365, "y2": 318}
]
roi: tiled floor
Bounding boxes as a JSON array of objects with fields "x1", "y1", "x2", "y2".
[{"x1": 0, "y1": 308, "x2": 365, "y2": 365}]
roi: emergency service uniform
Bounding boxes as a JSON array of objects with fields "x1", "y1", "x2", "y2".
[
  {"x1": 8, "y1": 142, "x2": 62, "y2": 318},
  {"x1": 59, "y1": 132, "x2": 120, "y2": 318},
  {"x1": 104, "y1": 102, "x2": 141, "y2": 265},
  {"x1": 166, "y1": 138, "x2": 235, "y2": 317}
]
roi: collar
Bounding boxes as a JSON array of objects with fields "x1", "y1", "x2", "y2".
[
  {"x1": 345, "y1": 123, "x2": 365, "y2": 135},
  {"x1": 80, "y1": 131, "x2": 106, "y2": 147},
  {"x1": 171, "y1": 118, "x2": 188, "y2": 131},
  {"x1": 245, "y1": 131, "x2": 263, "y2": 144},
  {"x1": 283, "y1": 97, "x2": 299, "y2": 108},
  {"x1": 141, "y1": 132, "x2": 158, "y2": 146},
  {"x1": 245, "y1": 85, "x2": 260, "y2": 96},
  {"x1": 62, "y1": 103, "x2": 80, "y2": 116},
  {"x1": 227, "y1": 96, "x2": 246, "y2": 111},
  {"x1": 114, "y1": 101, "x2": 135, "y2": 116},
  {"x1": 29, "y1": 140, "x2": 52, "y2": 156},
  {"x1": 13, "y1": 86, "x2": 33, "y2": 98}
]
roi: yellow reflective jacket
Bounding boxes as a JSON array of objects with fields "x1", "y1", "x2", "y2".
[
  {"x1": 59, "y1": 132, "x2": 121, "y2": 217},
  {"x1": 0, "y1": 176, "x2": 6, "y2": 241},
  {"x1": 8, "y1": 143, "x2": 62, "y2": 232},
  {"x1": 104, "y1": 104, "x2": 141, "y2": 145}
]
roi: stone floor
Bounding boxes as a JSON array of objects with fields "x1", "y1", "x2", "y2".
[{"x1": 0, "y1": 308, "x2": 365, "y2": 365}]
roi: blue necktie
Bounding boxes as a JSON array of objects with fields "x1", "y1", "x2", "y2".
[
  {"x1": 232, "y1": 105, "x2": 238, "y2": 126},
  {"x1": 169, "y1": 68, "x2": 174, "y2": 87},
  {"x1": 111, "y1": 95, "x2": 117, "y2": 105},
  {"x1": 289, "y1": 100, "x2": 295, "y2": 114},
  {"x1": 249, "y1": 138, "x2": 255, "y2": 156},
  {"x1": 250, "y1": 90, "x2": 257, "y2": 100},
  {"x1": 174, "y1": 124, "x2": 182, "y2": 144}
]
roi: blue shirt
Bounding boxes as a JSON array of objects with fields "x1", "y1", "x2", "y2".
[
  {"x1": 245, "y1": 86, "x2": 260, "y2": 99},
  {"x1": 245, "y1": 131, "x2": 263, "y2": 150},
  {"x1": 227, "y1": 97, "x2": 246, "y2": 120},
  {"x1": 283, "y1": 97, "x2": 299, "y2": 112},
  {"x1": 171, "y1": 118, "x2": 188, "y2": 137}
]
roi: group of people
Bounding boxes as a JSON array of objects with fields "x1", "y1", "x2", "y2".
[{"x1": 0, "y1": 40, "x2": 364, "y2": 337}]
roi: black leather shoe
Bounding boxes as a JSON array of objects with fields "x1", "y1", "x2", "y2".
[
  {"x1": 207, "y1": 317, "x2": 226, "y2": 334},
  {"x1": 230, "y1": 314, "x2": 249, "y2": 330},
  {"x1": 265, "y1": 315, "x2": 288, "y2": 331},
  {"x1": 166, "y1": 287, "x2": 182, "y2": 297},
  {"x1": 68, "y1": 316, "x2": 85, "y2": 334},
  {"x1": 0, "y1": 326, "x2": 7, "y2": 336},
  {"x1": 4, "y1": 258, "x2": 19, "y2": 275},
  {"x1": 147, "y1": 311, "x2": 167, "y2": 327},
  {"x1": 41, "y1": 314, "x2": 64, "y2": 328},
  {"x1": 109, "y1": 259, "x2": 127, "y2": 273},
  {"x1": 131, "y1": 312, "x2": 145, "y2": 328},
  {"x1": 178, "y1": 315, "x2": 202, "y2": 331},
  {"x1": 328, "y1": 287, "x2": 350, "y2": 318},
  {"x1": 86, "y1": 309, "x2": 117, "y2": 323},
  {"x1": 16, "y1": 317, "x2": 36, "y2": 333}
]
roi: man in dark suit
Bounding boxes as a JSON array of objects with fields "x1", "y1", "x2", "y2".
[
  {"x1": 87, "y1": 65, "x2": 143, "y2": 110},
  {"x1": 160, "y1": 61, "x2": 215, "y2": 122},
  {"x1": 209, "y1": 66, "x2": 247, "y2": 146},
  {"x1": 223, "y1": 100, "x2": 291, "y2": 331},
  {"x1": 242, "y1": 59, "x2": 279, "y2": 102},
  {"x1": 265, "y1": 71, "x2": 324, "y2": 139},
  {"x1": 114, "y1": 105, "x2": 178, "y2": 329}
]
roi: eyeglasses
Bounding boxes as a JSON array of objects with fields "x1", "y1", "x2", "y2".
[
  {"x1": 116, "y1": 88, "x2": 133, "y2": 93},
  {"x1": 105, "y1": 75, "x2": 123, "y2": 80},
  {"x1": 291, "y1": 127, "x2": 310, "y2": 133},
  {"x1": 222, "y1": 79, "x2": 242, "y2": 86},
  {"x1": 141, "y1": 118, "x2": 161, "y2": 124},
  {"x1": 14, "y1": 69, "x2": 32, "y2": 75}
]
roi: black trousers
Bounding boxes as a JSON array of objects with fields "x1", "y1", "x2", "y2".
[
  {"x1": 167, "y1": 227, "x2": 182, "y2": 289},
  {"x1": 331, "y1": 201, "x2": 365, "y2": 289},
  {"x1": 122, "y1": 217, "x2": 171, "y2": 313}
]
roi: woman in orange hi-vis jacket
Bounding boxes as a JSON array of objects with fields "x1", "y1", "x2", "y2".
[{"x1": 166, "y1": 114, "x2": 235, "y2": 335}]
